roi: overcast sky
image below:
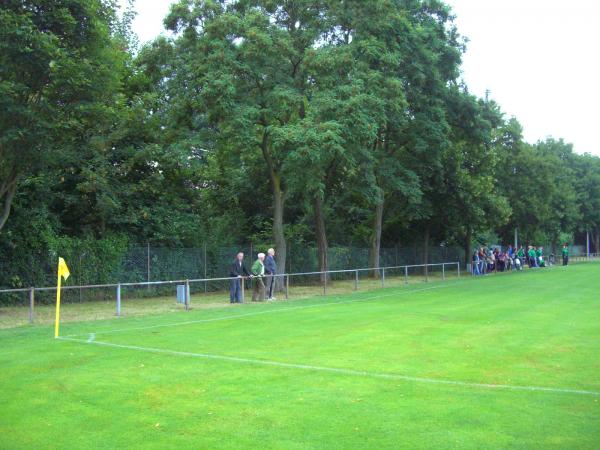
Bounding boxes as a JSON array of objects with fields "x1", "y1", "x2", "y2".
[{"x1": 122, "y1": 0, "x2": 600, "y2": 156}]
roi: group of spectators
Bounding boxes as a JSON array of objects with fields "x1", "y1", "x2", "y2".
[
  {"x1": 472, "y1": 244, "x2": 570, "y2": 275},
  {"x1": 228, "y1": 249, "x2": 278, "y2": 303}
]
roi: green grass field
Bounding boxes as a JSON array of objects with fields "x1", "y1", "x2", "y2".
[{"x1": 1, "y1": 263, "x2": 599, "y2": 449}]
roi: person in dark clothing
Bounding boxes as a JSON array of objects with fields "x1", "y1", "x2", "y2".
[
  {"x1": 229, "y1": 252, "x2": 251, "y2": 303},
  {"x1": 264, "y1": 248, "x2": 278, "y2": 300},
  {"x1": 562, "y1": 244, "x2": 569, "y2": 266}
]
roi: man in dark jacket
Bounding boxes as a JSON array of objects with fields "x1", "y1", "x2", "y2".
[
  {"x1": 265, "y1": 248, "x2": 277, "y2": 301},
  {"x1": 229, "y1": 252, "x2": 250, "y2": 303}
]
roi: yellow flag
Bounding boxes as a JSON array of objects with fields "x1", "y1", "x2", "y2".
[
  {"x1": 55, "y1": 257, "x2": 70, "y2": 338},
  {"x1": 58, "y1": 257, "x2": 70, "y2": 281}
]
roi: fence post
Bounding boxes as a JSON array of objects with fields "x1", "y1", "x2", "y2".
[
  {"x1": 116, "y1": 283, "x2": 121, "y2": 317},
  {"x1": 381, "y1": 267, "x2": 385, "y2": 287},
  {"x1": 204, "y1": 242, "x2": 208, "y2": 293},
  {"x1": 285, "y1": 275, "x2": 289, "y2": 300},
  {"x1": 442, "y1": 263, "x2": 445, "y2": 281},
  {"x1": 185, "y1": 279, "x2": 190, "y2": 311},
  {"x1": 147, "y1": 242, "x2": 151, "y2": 285},
  {"x1": 241, "y1": 277, "x2": 245, "y2": 303},
  {"x1": 354, "y1": 270, "x2": 359, "y2": 290},
  {"x1": 404, "y1": 266, "x2": 408, "y2": 284},
  {"x1": 457, "y1": 262, "x2": 461, "y2": 278},
  {"x1": 323, "y1": 272, "x2": 327, "y2": 295},
  {"x1": 425, "y1": 264, "x2": 429, "y2": 282},
  {"x1": 29, "y1": 287, "x2": 35, "y2": 324}
]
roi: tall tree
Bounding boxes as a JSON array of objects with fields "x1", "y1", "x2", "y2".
[{"x1": 0, "y1": 0, "x2": 126, "y2": 233}]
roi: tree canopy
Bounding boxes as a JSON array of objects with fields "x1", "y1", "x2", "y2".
[{"x1": 1, "y1": 0, "x2": 599, "y2": 288}]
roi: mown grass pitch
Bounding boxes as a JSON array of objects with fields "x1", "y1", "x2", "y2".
[{"x1": 1, "y1": 264, "x2": 599, "y2": 449}]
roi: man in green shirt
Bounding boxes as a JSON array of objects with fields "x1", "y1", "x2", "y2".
[
  {"x1": 251, "y1": 253, "x2": 266, "y2": 302},
  {"x1": 527, "y1": 246, "x2": 537, "y2": 268},
  {"x1": 562, "y1": 244, "x2": 569, "y2": 266}
]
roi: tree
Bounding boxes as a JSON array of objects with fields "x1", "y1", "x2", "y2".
[
  {"x1": 443, "y1": 89, "x2": 509, "y2": 265},
  {"x1": 0, "y1": 0, "x2": 125, "y2": 233}
]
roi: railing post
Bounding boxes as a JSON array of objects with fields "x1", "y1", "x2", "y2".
[
  {"x1": 323, "y1": 272, "x2": 327, "y2": 295},
  {"x1": 354, "y1": 270, "x2": 359, "y2": 290},
  {"x1": 116, "y1": 283, "x2": 121, "y2": 316},
  {"x1": 29, "y1": 287, "x2": 35, "y2": 324},
  {"x1": 241, "y1": 277, "x2": 245, "y2": 303},
  {"x1": 404, "y1": 266, "x2": 408, "y2": 284},
  {"x1": 442, "y1": 263, "x2": 445, "y2": 281},
  {"x1": 203, "y1": 242, "x2": 208, "y2": 293},
  {"x1": 457, "y1": 262, "x2": 461, "y2": 278},
  {"x1": 185, "y1": 279, "x2": 190, "y2": 311},
  {"x1": 285, "y1": 275, "x2": 289, "y2": 300},
  {"x1": 425, "y1": 264, "x2": 429, "y2": 282},
  {"x1": 381, "y1": 267, "x2": 385, "y2": 287}
]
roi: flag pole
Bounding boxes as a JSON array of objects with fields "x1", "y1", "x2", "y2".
[
  {"x1": 54, "y1": 257, "x2": 70, "y2": 338},
  {"x1": 54, "y1": 269, "x2": 62, "y2": 338}
]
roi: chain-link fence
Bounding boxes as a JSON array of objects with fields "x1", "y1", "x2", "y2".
[
  {"x1": 0, "y1": 261, "x2": 462, "y2": 330},
  {"x1": 0, "y1": 243, "x2": 466, "y2": 292}
]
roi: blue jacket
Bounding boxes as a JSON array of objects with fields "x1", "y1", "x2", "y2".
[{"x1": 265, "y1": 254, "x2": 277, "y2": 275}]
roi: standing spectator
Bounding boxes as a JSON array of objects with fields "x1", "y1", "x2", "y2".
[
  {"x1": 517, "y1": 246, "x2": 525, "y2": 269},
  {"x1": 478, "y1": 247, "x2": 487, "y2": 274},
  {"x1": 527, "y1": 246, "x2": 537, "y2": 268},
  {"x1": 251, "y1": 253, "x2": 266, "y2": 302},
  {"x1": 472, "y1": 250, "x2": 481, "y2": 275},
  {"x1": 229, "y1": 252, "x2": 251, "y2": 303},
  {"x1": 265, "y1": 248, "x2": 278, "y2": 301},
  {"x1": 562, "y1": 244, "x2": 570, "y2": 266}
]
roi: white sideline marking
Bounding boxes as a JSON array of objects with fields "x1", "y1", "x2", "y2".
[
  {"x1": 66, "y1": 283, "x2": 460, "y2": 338},
  {"x1": 58, "y1": 337, "x2": 600, "y2": 397}
]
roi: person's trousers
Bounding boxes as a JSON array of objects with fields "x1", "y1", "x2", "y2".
[
  {"x1": 265, "y1": 274, "x2": 275, "y2": 298},
  {"x1": 252, "y1": 277, "x2": 265, "y2": 302},
  {"x1": 563, "y1": 256, "x2": 569, "y2": 266},
  {"x1": 230, "y1": 278, "x2": 242, "y2": 303}
]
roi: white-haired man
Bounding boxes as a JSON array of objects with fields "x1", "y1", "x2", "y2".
[
  {"x1": 265, "y1": 248, "x2": 277, "y2": 301},
  {"x1": 251, "y1": 253, "x2": 266, "y2": 301}
]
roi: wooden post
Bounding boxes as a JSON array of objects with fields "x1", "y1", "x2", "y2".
[
  {"x1": 404, "y1": 266, "x2": 408, "y2": 284},
  {"x1": 116, "y1": 283, "x2": 121, "y2": 316},
  {"x1": 381, "y1": 268, "x2": 385, "y2": 288},
  {"x1": 354, "y1": 270, "x2": 359, "y2": 290},
  {"x1": 442, "y1": 263, "x2": 445, "y2": 281},
  {"x1": 29, "y1": 288, "x2": 35, "y2": 324},
  {"x1": 185, "y1": 279, "x2": 190, "y2": 310},
  {"x1": 285, "y1": 275, "x2": 289, "y2": 300}
]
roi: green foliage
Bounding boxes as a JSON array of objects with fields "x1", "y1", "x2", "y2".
[{"x1": 1, "y1": 0, "x2": 600, "y2": 289}]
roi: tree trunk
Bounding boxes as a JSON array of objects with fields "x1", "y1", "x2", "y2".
[
  {"x1": 314, "y1": 196, "x2": 328, "y2": 281},
  {"x1": 369, "y1": 198, "x2": 384, "y2": 278},
  {"x1": 0, "y1": 175, "x2": 18, "y2": 233},
  {"x1": 261, "y1": 130, "x2": 286, "y2": 290},
  {"x1": 593, "y1": 231, "x2": 600, "y2": 254},
  {"x1": 423, "y1": 225, "x2": 430, "y2": 278},
  {"x1": 272, "y1": 174, "x2": 286, "y2": 289},
  {"x1": 464, "y1": 228, "x2": 472, "y2": 269}
]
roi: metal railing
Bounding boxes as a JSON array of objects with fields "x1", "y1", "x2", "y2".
[{"x1": 0, "y1": 261, "x2": 461, "y2": 324}]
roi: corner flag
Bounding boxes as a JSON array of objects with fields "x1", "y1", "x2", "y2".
[
  {"x1": 54, "y1": 257, "x2": 70, "y2": 338},
  {"x1": 58, "y1": 258, "x2": 70, "y2": 281}
]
